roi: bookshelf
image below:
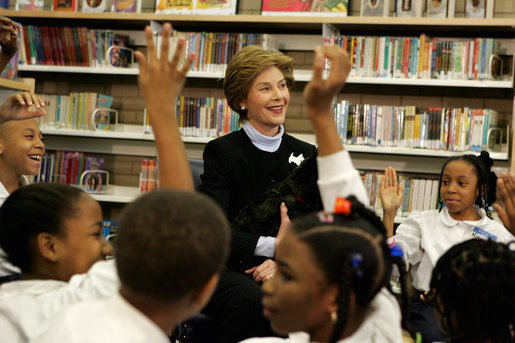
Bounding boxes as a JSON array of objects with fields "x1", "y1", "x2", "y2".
[
  {"x1": 3, "y1": 9, "x2": 513, "y2": 212},
  {"x1": 0, "y1": 77, "x2": 35, "y2": 92}
]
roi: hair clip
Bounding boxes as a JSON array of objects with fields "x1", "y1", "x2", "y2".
[
  {"x1": 390, "y1": 244, "x2": 404, "y2": 259},
  {"x1": 316, "y1": 211, "x2": 334, "y2": 223},
  {"x1": 334, "y1": 197, "x2": 352, "y2": 216},
  {"x1": 350, "y1": 253, "x2": 363, "y2": 279}
]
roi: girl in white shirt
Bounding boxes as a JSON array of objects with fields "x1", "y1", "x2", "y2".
[
  {"x1": 0, "y1": 183, "x2": 117, "y2": 343},
  {"x1": 242, "y1": 197, "x2": 407, "y2": 343},
  {"x1": 380, "y1": 152, "x2": 515, "y2": 342}
]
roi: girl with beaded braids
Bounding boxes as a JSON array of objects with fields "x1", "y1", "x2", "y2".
[
  {"x1": 241, "y1": 196, "x2": 407, "y2": 343},
  {"x1": 380, "y1": 151, "x2": 515, "y2": 343},
  {"x1": 428, "y1": 239, "x2": 515, "y2": 343}
]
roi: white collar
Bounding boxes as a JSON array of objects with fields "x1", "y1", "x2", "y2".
[
  {"x1": 243, "y1": 121, "x2": 284, "y2": 152},
  {"x1": 439, "y1": 205, "x2": 488, "y2": 227}
]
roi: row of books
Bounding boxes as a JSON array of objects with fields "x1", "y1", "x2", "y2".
[
  {"x1": 19, "y1": 25, "x2": 131, "y2": 68},
  {"x1": 361, "y1": 170, "x2": 440, "y2": 218},
  {"x1": 325, "y1": 35, "x2": 498, "y2": 81},
  {"x1": 139, "y1": 159, "x2": 159, "y2": 193},
  {"x1": 34, "y1": 151, "x2": 105, "y2": 186},
  {"x1": 37, "y1": 93, "x2": 115, "y2": 130},
  {"x1": 175, "y1": 96, "x2": 240, "y2": 138},
  {"x1": 157, "y1": 31, "x2": 278, "y2": 73},
  {"x1": 332, "y1": 101, "x2": 500, "y2": 152}
]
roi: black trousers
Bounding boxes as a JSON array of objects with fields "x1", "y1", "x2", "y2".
[
  {"x1": 409, "y1": 294, "x2": 449, "y2": 343},
  {"x1": 200, "y1": 269, "x2": 277, "y2": 343}
]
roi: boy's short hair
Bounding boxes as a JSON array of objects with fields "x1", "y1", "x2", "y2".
[{"x1": 115, "y1": 190, "x2": 230, "y2": 303}]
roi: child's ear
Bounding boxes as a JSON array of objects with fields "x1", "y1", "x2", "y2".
[
  {"x1": 36, "y1": 232, "x2": 60, "y2": 262},
  {"x1": 191, "y1": 274, "x2": 219, "y2": 310},
  {"x1": 326, "y1": 283, "x2": 340, "y2": 316}
]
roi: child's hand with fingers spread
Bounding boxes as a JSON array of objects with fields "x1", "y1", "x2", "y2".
[
  {"x1": 303, "y1": 45, "x2": 351, "y2": 119},
  {"x1": 0, "y1": 92, "x2": 46, "y2": 124},
  {"x1": 380, "y1": 167, "x2": 404, "y2": 213},
  {"x1": 493, "y1": 173, "x2": 515, "y2": 235},
  {"x1": 134, "y1": 23, "x2": 194, "y2": 125}
]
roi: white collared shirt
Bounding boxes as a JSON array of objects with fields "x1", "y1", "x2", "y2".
[
  {"x1": 393, "y1": 206, "x2": 514, "y2": 291},
  {"x1": 0, "y1": 260, "x2": 119, "y2": 343},
  {"x1": 30, "y1": 291, "x2": 169, "y2": 343},
  {"x1": 239, "y1": 288, "x2": 402, "y2": 343}
]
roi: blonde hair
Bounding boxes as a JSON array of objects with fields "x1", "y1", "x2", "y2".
[{"x1": 223, "y1": 45, "x2": 294, "y2": 124}]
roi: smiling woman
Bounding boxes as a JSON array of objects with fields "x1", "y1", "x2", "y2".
[{"x1": 197, "y1": 45, "x2": 317, "y2": 343}]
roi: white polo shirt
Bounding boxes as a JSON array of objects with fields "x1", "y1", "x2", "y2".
[{"x1": 393, "y1": 206, "x2": 514, "y2": 291}]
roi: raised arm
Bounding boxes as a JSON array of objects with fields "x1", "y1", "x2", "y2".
[
  {"x1": 380, "y1": 167, "x2": 404, "y2": 237},
  {"x1": 493, "y1": 173, "x2": 515, "y2": 236},
  {"x1": 0, "y1": 17, "x2": 19, "y2": 73},
  {"x1": 135, "y1": 23, "x2": 195, "y2": 191},
  {"x1": 304, "y1": 45, "x2": 367, "y2": 210},
  {"x1": 0, "y1": 92, "x2": 46, "y2": 125}
]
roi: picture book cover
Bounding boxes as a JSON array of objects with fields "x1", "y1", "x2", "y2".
[
  {"x1": 108, "y1": 34, "x2": 132, "y2": 67},
  {"x1": 195, "y1": 0, "x2": 237, "y2": 14},
  {"x1": 82, "y1": 0, "x2": 107, "y2": 12},
  {"x1": 395, "y1": 0, "x2": 423, "y2": 16},
  {"x1": 262, "y1": 0, "x2": 348, "y2": 17},
  {"x1": 426, "y1": 0, "x2": 447, "y2": 17},
  {"x1": 113, "y1": 0, "x2": 141, "y2": 12},
  {"x1": 155, "y1": 0, "x2": 194, "y2": 13},
  {"x1": 83, "y1": 157, "x2": 105, "y2": 192},
  {"x1": 465, "y1": 0, "x2": 485, "y2": 18},
  {"x1": 360, "y1": 0, "x2": 389, "y2": 16},
  {"x1": 54, "y1": 0, "x2": 78, "y2": 11},
  {"x1": 15, "y1": 0, "x2": 44, "y2": 10}
]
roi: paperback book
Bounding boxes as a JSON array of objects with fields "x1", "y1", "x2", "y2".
[
  {"x1": 54, "y1": 0, "x2": 78, "y2": 11},
  {"x1": 155, "y1": 0, "x2": 236, "y2": 14},
  {"x1": 113, "y1": 0, "x2": 141, "y2": 13},
  {"x1": 395, "y1": 0, "x2": 423, "y2": 17},
  {"x1": 465, "y1": 0, "x2": 485, "y2": 18},
  {"x1": 261, "y1": 0, "x2": 349, "y2": 17},
  {"x1": 15, "y1": 0, "x2": 44, "y2": 10}
]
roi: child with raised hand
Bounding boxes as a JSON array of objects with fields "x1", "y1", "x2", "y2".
[
  {"x1": 427, "y1": 239, "x2": 514, "y2": 343},
  {"x1": 379, "y1": 152, "x2": 515, "y2": 343},
  {"x1": 242, "y1": 197, "x2": 407, "y2": 343},
  {"x1": 31, "y1": 189, "x2": 230, "y2": 343},
  {"x1": 0, "y1": 16, "x2": 20, "y2": 73},
  {"x1": 0, "y1": 23, "x2": 197, "y2": 343},
  {"x1": 0, "y1": 92, "x2": 46, "y2": 277}
]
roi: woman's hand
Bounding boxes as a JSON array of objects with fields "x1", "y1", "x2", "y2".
[
  {"x1": 245, "y1": 259, "x2": 277, "y2": 283},
  {"x1": 493, "y1": 173, "x2": 515, "y2": 235},
  {"x1": 303, "y1": 45, "x2": 351, "y2": 120},
  {"x1": 0, "y1": 92, "x2": 46, "y2": 124}
]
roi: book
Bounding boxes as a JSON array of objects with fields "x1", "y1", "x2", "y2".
[
  {"x1": 155, "y1": 0, "x2": 194, "y2": 13},
  {"x1": 465, "y1": 0, "x2": 485, "y2": 18},
  {"x1": 15, "y1": 0, "x2": 43, "y2": 10},
  {"x1": 447, "y1": 0, "x2": 455, "y2": 17},
  {"x1": 82, "y1": 0, "x2": 107, "y2": 12},
  {"x1": 84, "y1": 157, "x2": 105, "y2": 192},
  {"x1": 261, "y1": 0, "x2": 349, "y2": 17},
  {"x1": 395, "y1": 0, "x2": 423, "y2": 17},
  {"x1": 195, "y1": 0, "x2": 237, "y2": 15},
  {"x1": 361, "y1": 0, "x2": 390, "y2": 17},
  {"x1": 426, "y1": 0, "x2": 447, "y2": 17},
  {"x1": 54, "y1": 0, "x2": 78, "y2": 11},
  {"x1": 113, "y1": 0, "x2": 141, "y2": 13},
  {"x1": 108, "y1": 34, "x2": 132, "y2": 68}
]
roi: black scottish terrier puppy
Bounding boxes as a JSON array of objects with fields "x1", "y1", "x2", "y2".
[{"x1": 231, "y1": 151, "x2": 323, "y2": 238}]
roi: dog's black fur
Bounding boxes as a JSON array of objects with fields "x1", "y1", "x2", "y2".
[{"x1": 231, "y1": 151, "x2": 323, "y2": 237}]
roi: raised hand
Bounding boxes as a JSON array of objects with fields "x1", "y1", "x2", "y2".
[
  {"x1": 380, "y1": 167, "x2": 403, "y2": 237},
  {"x1": 0, "y1": 17, "x2": 19, "y2": 57},
  {"x1": 304, "y1": 45, "x2": 351, "y2": 120},
  {"x1": 274, "y1": 202, "x2": 290, "y2": 251},
  {"x1": 493, "y1": 173, "x2": 515, "y2": 235},
  {"x1": 380, "y1": 167, "x2": 404, "y2": 212},
  {"x1": 0, "y1": 92, "x2": 46, "y2": 125},
  {"x1": 134, "y1": 23, "x2": 195, "y2": 191}
]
